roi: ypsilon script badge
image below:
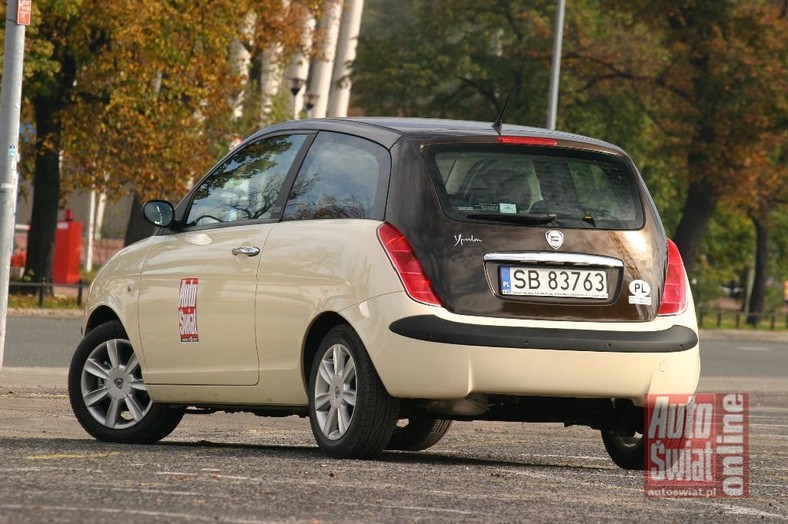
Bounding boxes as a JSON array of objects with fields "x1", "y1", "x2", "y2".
[{"x1": 545, "y1": 230, "x2": 564, "y2": 250}]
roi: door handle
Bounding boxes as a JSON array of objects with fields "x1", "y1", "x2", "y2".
[{"x1": 232, "y1": 245, "x2": 261, "y2": 257}]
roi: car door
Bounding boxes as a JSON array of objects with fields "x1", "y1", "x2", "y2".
[
  {"x1": 254, "y1": 131, "x2": 392, "y2": 403},
  {"x1": 137, "y1": 134, "x2": 309, "y2": 385}
]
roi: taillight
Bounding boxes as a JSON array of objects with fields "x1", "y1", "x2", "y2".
[
  {"x1": 497, "y1": 136, "x2": 557, "y2": 146},
  {"x1": 377, "y1": 223, "x2": 441, "y2": 306},
  {"x1": 658, "y1": 239, "x2": 688, "y2": 316}
]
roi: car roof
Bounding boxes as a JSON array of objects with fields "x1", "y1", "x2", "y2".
[{"x1": 251, "y1": 117, "x2": 625, "y2": 154}]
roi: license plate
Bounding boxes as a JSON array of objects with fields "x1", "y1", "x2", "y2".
[{"x1": 499, "y1": 266, "x2": 608, "y2": 299}]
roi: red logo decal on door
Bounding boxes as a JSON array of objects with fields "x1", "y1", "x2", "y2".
[{"x1": 178, "y1": 278, "x2": 199, "y2": 343}]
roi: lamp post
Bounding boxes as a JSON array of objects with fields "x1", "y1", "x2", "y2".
[
  {"x1": 546, "y1": 0, "x2": 566, "y2": 130},
  {"x1": 0, "y1": 0, "x2": 28, "y2": 370},
  {"x1": 304, "y1": 93, "x2": 319, "y2": 119},
  {"x1": 290, "y1": 77, "x2": 306, "y2": 120}
]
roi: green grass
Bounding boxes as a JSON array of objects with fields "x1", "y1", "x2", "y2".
[
  {"x1": 7, "y1": 290, "x2": 786, "y2": 331},
  {"x1": 8, "y1": 293, "x2": 82, "y2": 310},
  {"x1": 697, "y1": 309, "x2": 788, "y2": 331}
]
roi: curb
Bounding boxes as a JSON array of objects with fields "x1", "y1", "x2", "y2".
[
  {"x1": 7, "y1": 309, "x2": 787, "y2": 343},
  {"x1": 699, "y1": 329, "x2": 788, "y2": 344},
  {"x1": 8, "y1": 308, "x2": 83, "y2": 318}
]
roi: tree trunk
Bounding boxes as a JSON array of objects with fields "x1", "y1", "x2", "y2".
[
  {"x1": 24, "y1": 95, "x2": 63, "y2": 286},
  {"x1": 124, "y1": 194, "x2": 155, "y2": 246},
  {"x1": 671, "y1": 177, "x2": 716, "y2": 277},
  {"x1": 746, "y1": 213, "x2": 769, "y2": 327}
]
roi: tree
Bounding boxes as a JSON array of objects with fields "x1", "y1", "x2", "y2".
[
  {"x1": 355, "y1": 0, "x2": 787, "y2": 288},
  {"x1": 3, "y1": 0, "x2": 320, "y2": 280},
  {"x1": 567, "y1": 0, "x2": 787, "y2": 276},
  {"x1": 2, "y1": 0, "x2": 87, "y2": 284},
  {"x1": 61, "y1": 0, "x2": 319, "y2": 246},
  {"x1": 354, "y1": 0, "x2": 556, "y2": 126},
  {"x1": 744, "y1": 150, "x2": 787, "y2": 325}
]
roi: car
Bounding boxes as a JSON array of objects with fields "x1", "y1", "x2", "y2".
[{"x1": 68, "y1": 117, "x2": 700, "y2": 469}]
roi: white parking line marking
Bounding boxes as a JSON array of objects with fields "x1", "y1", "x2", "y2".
[
  {"x1": 687, "y1": 500, "x2": 788, "y2": 520},
  {"x1": 738, "y1": 346, "x2": 770, "y2": 351},
  {"x1": 531, "y1": 454, "x2": 609, "y2": 461},
  {"x1": 0, "y1": 504, "x2": 266, "y2": 523},
  {"x1": 110, "y1": 487, "x2": 203, "y2": 497},
  {"x1": 494, "y1": 468, "x2": 642, "y2": 491},
  {"x1": 336, "y1": 501, "x2": 477, "y2": 516}
]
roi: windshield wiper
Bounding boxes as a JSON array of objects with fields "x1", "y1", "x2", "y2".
[{"x1": 466, "y1": 212, "x2": 557, "y2": 225}]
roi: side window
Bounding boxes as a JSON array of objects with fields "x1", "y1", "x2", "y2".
[
  {"x1": 282, "y1": 132, "x2": 390, "y2": 221},
  {"x1": 185, "y1": 134, "x2": 307, "y2": 227}
]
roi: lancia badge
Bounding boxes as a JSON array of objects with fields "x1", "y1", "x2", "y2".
[{"x1": 545, "y1": 230, "x2": 564, "y2": 250}]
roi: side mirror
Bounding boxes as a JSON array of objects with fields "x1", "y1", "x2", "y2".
[{"x1": 142, "y1": 200, "x2": 175, "y2": 228}]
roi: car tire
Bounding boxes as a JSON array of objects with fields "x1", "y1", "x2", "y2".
[
  {"x1": 387, "y1": 415, "x2": 452, "y2": 451},
  {"x1": 308, "y1": 325, "x2": 400, "y2": 459},
  {"x1": 601, "y1": 429, "x2": 647, "y2": 470},
  {"x1": 68, "y1": 320, "x2": 184, "y2": 444}
]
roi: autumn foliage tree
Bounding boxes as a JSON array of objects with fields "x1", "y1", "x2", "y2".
[
  {"x1": 66, "y1": 0, "x2": 319, "y2": 245},
  {"x1": 571, "y1": 0, "x2": 787, "y2": 277},
  {"x1": 3, "y1": 0, "x2": 318, "y2": 283},
  {"x1": 355, "y1": 0, "x2": 787, "y2": 312},
  {"x1": 354, "y1": 0, "x2": 556, "y2": 125},
  {"x1": 9, "y1": 0, "x2": 84, "y2": 285}
]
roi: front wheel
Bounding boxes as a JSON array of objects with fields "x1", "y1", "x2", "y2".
[
  {"x1": 308, "y1": 325, "x2": 400, "y2": 459},
  {"x1": 68, "y1": 320, "x2": 184, "y2": 444}
]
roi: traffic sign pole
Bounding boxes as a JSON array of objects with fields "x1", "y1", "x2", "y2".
[{"x1": 0, "y1": 0, "x2": 29, "y2": 370}]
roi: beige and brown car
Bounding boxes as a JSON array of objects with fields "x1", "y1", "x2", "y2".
[{"x1": 68, "y1": 118, "x2": 700, "y2": 469}]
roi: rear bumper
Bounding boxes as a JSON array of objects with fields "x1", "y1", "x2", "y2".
[
  {"x1": 390, "y1": 315, "x2": 698, "y2": 353},
  {"x1": 342, "y1": 293, "x2": 701, "y2": 406}
]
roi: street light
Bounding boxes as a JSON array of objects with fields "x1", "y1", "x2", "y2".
[
  {"x1": 546, "y1": 0, "x2": 566, "y2": 130},
  {"x1": 290, "y1": 77, "x2": 305, "y2": 97},
  {"x1": 289, "y1": 77, "x2": 306, "y2": 120},
  {"x1": 304, "y1": 93, "x2": 319, "y2": 118}
]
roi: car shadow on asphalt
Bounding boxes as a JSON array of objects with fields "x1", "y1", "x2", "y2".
[
  {"x1": 3, "y1": 437, "x2": 615, "y2": 471},
  {"x1": 163, "y1": 439, "x2": 613, "y2": 471}
]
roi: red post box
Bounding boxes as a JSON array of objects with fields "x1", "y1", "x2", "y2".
[{"x1": 53, "y1": 210, "x2": 83, "y2": 284}]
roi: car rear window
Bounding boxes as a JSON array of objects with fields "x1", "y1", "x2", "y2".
[{"x1": 422, "y1": 144, "x2": 645, "y2": 230}]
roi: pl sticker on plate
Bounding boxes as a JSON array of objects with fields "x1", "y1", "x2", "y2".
[{"x1": 628, "y1": 279, "x2": 652, "y2": 305}]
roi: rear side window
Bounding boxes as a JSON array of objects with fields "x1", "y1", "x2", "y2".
[
  {"x1": 282, "y1": 132, "x2": 390, "y2": 221},
  {"x1": 422, "y1": 145, "x2": 644, "y2": 230}
]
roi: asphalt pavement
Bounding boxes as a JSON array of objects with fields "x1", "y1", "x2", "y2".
[
  {"x1": 0, "y1": 312, "x2": 786, "y2": 522},
  {"x1": 3, "y1": 313, "x2": 786, "y2": 373}
]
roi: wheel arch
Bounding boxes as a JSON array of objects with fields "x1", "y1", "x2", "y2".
[
  {"x1": 301, "y1": 311, "x2": 349, "y2": 389},
  {"x1": 85, "y1": 305, "x2": 122, "y2": 335}
]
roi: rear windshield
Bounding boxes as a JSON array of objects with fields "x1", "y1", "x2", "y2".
[{"x1": 422, "y1": 144, "x2": 645, "y2": 230}]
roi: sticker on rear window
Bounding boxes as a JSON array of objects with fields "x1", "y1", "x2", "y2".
[
  {"x1": 499, "y1": 203, "x2": 517, "y2": 214},
  {"x1": 628, "y1": 279, "x2": 652, "y2": 305},
  {"x1": 178, "y1": 277, "x2": 199, "y2": 343}
]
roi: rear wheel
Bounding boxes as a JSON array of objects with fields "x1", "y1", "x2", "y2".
[
  {"x1": 601, "y1": 429, "x2": 646, "y2": 470},
  {"x1": 68, "y1": 320, "x2": 184, "y2": 444},
  {"x1": 308, "y1": 325, "x2": 399, "y2": 459},
  {"x1": 387, "y1": 415, "x2": 452, "y2": 451}
]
